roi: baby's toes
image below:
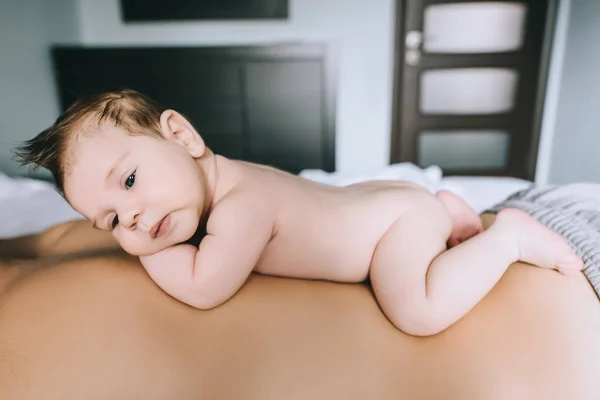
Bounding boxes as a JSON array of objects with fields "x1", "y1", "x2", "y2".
[{"x1": 556, "y1": 254, "x2": 584, "y2": 276}]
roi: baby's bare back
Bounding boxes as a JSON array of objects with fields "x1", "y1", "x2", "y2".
[{"x1": 230, "y1": 161, "x2": 428, "y2": 282}]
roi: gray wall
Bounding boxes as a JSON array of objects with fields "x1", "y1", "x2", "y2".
[
  {"x1": 549, "y1": 0, "x2": 600, "y2": 183},
  {"x1": 77, "y1": 0, "x2": 397, "y2": 176},
  {"x1": 1, "y1": 0, "x2": 587, "y2": 182},
  {"x1": 1, "y1": 0, "x2": 397, "y2": 178},
  {"x1": 0, "y1": 0, "x2": 80, "y2": 177}
]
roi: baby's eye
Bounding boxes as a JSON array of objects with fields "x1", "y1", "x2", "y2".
[
  {"x1": 111, "y1": 215, "x2": 119, "y2": 229},
  {"x1": 125, "y1": 171, "x2": 136, "y2": 189}
]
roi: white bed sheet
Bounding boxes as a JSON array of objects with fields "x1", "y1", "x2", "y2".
[
  {"x1": 1, "y1": 164, "x2": 531, "y2": 239},
  {"x1": 439, "y1": 175, "x2": 532, "y2": 214},
  {"x1": 0, "y1": 173, "x2": 83, "y2": 239}
]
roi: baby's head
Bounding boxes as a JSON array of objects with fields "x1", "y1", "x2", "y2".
[{"x1": 15, "y1": 89, "x2": 211, "y2": 256}]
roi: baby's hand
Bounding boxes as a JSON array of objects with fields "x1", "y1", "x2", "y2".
[
  {"x1": 139, "y1": 244, "x2": 198, "y2": 272},
  {"x1": 138, "y1": 243, "x2": 206, "y2": 306},
  {"x1": 138, "y1": 190, "x2": 272, "y2": 309}
]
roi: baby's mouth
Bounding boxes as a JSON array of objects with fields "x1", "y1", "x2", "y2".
[{"x1": 150, "y1": 214, "x2": 171, "y2": 239}]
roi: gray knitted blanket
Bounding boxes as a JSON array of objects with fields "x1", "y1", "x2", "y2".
[{"x1": 486, "y1": 183, "x2": 600, "y2": 298}]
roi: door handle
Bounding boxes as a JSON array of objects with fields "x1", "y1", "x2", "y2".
[
  {"x1": 405, "y1": 30, "x2": 422, "y2": 66},
  {"x1": 405, "y1": 30, "x2": 423, "y2": 49}
]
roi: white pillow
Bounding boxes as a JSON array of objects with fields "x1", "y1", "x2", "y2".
[
  {"x1": 440, "y1": 176, "x2": 532, "y2": 213},
  {"x1": 0, "y1": 174, "x2": 83, "y2": 238}
]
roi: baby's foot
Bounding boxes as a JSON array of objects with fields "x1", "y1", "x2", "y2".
[
  {"x1": 436, "y1": 190, "x2": 484, "y2": 247},
  {"x1": 495, "y1": 208, "x2": 583, "y2": 276}
]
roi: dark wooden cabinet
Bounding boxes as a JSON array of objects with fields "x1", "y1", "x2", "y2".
[{"x1": 51, "y1": 44, "x2": 336, "y2": 174}]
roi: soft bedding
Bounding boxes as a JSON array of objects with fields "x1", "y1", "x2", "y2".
[{"x1": 0, "y1": 172, "x2": 82, "y2": 238}]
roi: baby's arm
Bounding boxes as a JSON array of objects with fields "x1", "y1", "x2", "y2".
[{"x1": 140, "y1": 192, "x2": 274, "y2": 309}]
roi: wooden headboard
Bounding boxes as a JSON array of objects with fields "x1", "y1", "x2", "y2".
[{"x1": 51, "y1": 44, "x2": 337, "y2": 174}]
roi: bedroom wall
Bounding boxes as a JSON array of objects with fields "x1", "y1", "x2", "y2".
[
  {"x1": 547, "y1": 0, "x2": 600, "y2": 183},
  {"x1": 0, "y1": 1, "x2": 576, "y2": 182},
  {"x1": 76, "y1": 0, "x2": 397, "y2": 175},
  {"x1": 0, "y1": 0, "x2": 81, "y2": 178}
]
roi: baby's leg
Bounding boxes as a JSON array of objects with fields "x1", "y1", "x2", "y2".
[
  {"x1": 436, "y1": 190, "x2": 483, "y2": 247},
  {"x1": 369, "y1": 193, "x2": 582, "y2": 337}
]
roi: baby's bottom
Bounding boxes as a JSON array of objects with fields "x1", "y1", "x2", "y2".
[
  {"x1": 436, "y1": 190, "x2": 483, "y2": 247},
  {"x1": 369, "y1": 191, "x2": 582, "y2": 336}
]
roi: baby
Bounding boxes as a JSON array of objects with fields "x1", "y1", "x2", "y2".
[{"x1": 15, "y1": 90, "x2": 583, "y2": 336}]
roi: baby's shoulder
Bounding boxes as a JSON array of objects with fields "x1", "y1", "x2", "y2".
[{"x1": 207, "y1": 186, "x2": 272, "y2": 229}]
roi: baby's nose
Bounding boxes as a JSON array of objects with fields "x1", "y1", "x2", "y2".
[{"x1": 120, "y1": 211, "x2": 140, "y2": 231}]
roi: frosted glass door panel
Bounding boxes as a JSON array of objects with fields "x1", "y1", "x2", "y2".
[
  {"x1": 420, "y1": 68, "x2": 518, "y2": 114},
  {"x1": 418, "y1": 130, "x2": 510, "y2": 170},
  {"x1": 424, "y1": 2, "x2": 527, "y2": 53}
]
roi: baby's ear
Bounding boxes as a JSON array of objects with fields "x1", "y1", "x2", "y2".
[{"x1": 159, "y1": 110, "x2": 205, "y2": 157}]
